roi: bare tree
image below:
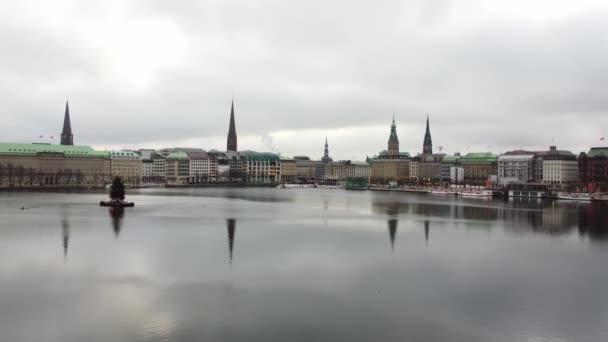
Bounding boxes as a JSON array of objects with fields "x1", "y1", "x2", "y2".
[
  {"x1": 7, "y1": 163, "x2": 14, "y2": 186},
  {"x1": 27, "y1": 167, "x2": 36, "y2": 185},
  {"x1": 16, "y1": 165, "x2": 25, "y2": 186},
  {"x1": 75, "y1": 170, "x2": 85, "y2": 185},
  {"x1": 0, "y1": 164, "x2": 4, "y2": 186}
]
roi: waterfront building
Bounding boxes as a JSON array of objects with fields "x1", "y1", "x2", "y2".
[
  {"x1": 418, "y1": 154, "x2": 445, "y2": 184},
  {"x1": 280, "y1": 159, "x2": 297, "y2": 183},
  {"x1": 217, "y1": 164, "x2": 230, "y2": 182},
  {"x1": 110, "y1": 151, "x2": 142, "y2": 186},
  {"x1": 370, "y1": 159, "x2": 409, "y2": 185},
  {"x1": 498, "y1": 154, "x2": 535, "y2": 185},
  {"x1": 579, "y1": 147, "x2": 608, "y2": 190},
  {"x1": 440, "y1": 154, "x2": 460, "y2": 183},
  {"x1": 60, "y1": 102, "x2": 74, "y2": 146},
  {"x1": 314, "y1": 161, "x2": 327, "y2": 182},
  {"x1": 325, "y1": 161, "x2": 371, "y2": 183},
  {"x1": 0, "y1": 142, "x2": 110, "y2": 187},
  {"x1": 409, "y1": 156, "x2": 419, "y2": 182},
  {"x1": 166, "y1": 152, "x2": 189, "y2": 185},
  {"x1": 187, "y1": 151, "x2": 213, "y2": 183},
  {"x1": 141, "y1": 158, "x2": 154, "y2": 182},
  {"x1": 151, "y1": 152, "x2": 167, "y2": 183},
  {"x1": 423, "y1": 115, "x2": 433, "y2": 155},
  {"x1": 294, "y1": 156, "x2": 316, "y2": 182},
  {"x1": 542, "y1": 146, "x2": 578, "y2": 187},
  {"x1": 227, "y1": 100, "x2": 238, "y2": 152},
  {"x1": 241, "y1": 151, "x2": 281, "y2": 183},
  {"x1": 321, "y1": 137, "x2": 333, "y2": 163},
  {"x1": 460, "y1": 152, "x2": 498, "y2": 185}
]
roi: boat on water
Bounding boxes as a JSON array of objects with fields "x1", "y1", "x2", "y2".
[
  {"x1": 277, "y1": 184, "x2": 314, "y2": 189},
  {"x1": 457, "y1": 190, "x2": 493, "y2": 197},
  {"x1": 430, "y1": 189, "x2": 457, "y2": 195},
  {"x1": 557, "y1": 192, "x2": 593, "y2": 201},
  {"x1": 592, "y1": 195, "x2": 608, "y2": 201}
]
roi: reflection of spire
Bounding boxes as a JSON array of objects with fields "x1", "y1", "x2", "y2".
[
  {"x1": 109, "y1": 207, "x2": 125, "y2": 237},
  {"x1": 424, "y1": 220, "x2": 429, "y2": 246},
  {"x1": 227, "y1": 219, "x2": 236, "y2": 264},
  {"x1": 62, "y1": 219, "x2": 69, "y2": 261},
  {"x1": 388, "y1": 219, "x2": 397, "y2": 251}
]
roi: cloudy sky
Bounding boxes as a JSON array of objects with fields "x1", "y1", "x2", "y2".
[{"x1": 1, "y1": 0, "x2": 607, "y2": 160}]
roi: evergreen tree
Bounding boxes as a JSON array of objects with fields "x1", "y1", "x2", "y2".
[{"x1": 109, "y1": 176, "x2": 126, "y2": 202}]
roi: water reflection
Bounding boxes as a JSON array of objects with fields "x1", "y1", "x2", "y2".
[
  {"x1": 370, "y1": 195, "x2": 608, "y2": 241},
  {"x1": 109, "y1": 207, "x2": 125, "y2": 237},
  {"x1": 424, "y1": 220, "x2": 429, "y2": 246},
  {"x1": 227, "y1": 219, "x2": 236, "y2": 264},
  {"x1": 62, "y1": 218, "x2": 69, "y2": 261},
  {"x1": 387, "y1": 219, "x2": 397, "y2": 251},
  {"x1": 578, "y1": 203, "x2": 608, "y2": 241}
]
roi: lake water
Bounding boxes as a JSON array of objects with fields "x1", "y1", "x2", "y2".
[{"x1": 1, "y1": 188, "x2": 607, "y2": 342}]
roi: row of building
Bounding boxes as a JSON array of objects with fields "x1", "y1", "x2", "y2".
[{"x1": 1, "y1": 101, "x2": 607, "y2": 190}]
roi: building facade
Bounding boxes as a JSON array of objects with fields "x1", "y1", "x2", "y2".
[
  {"x1": 0, "y1": 143, "x2": 110, "y2": 187},
  {"x1": 110, "y1": 151, "x2": 142, "y2": 186},
  {"x1": 188, "y1": 151, "x2": 213, "y2": 183},
  {"x1": 242, "y1": 152, "x2": 281, "y2": 183},
  {"x1": 280, "y1": 159, "x2": 297, "y2": 183},
  {"x1": 579, "y1": 147, "x2": 608, "y2": 190},
  {"x1": 370, "y1": 159, "x2": 409, "y2": 184},
  {"x1": 542, "y1": 146, "x2": 578, "y2": 186},
  {"x1": 498, "y1": 154, "x2": 535, "y2": 184},
  {"x1": 166, "y1": 152, "x2": 189, "y2": 185},
  {"x1": 418, "y1": 154, "x2": 445, "y2": 184},
  {"x1": 460, "y1": 152, "x2": 498, "y2": 185},
  {"x1": 326, "y1": 161, "x2": 371, "y2": 183}
]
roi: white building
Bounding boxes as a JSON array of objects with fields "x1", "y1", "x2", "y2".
[
  {"x1": 151, "y1": 152, "x2": 167, "y2": 183},
  {"x1": 409, "y1": 159, "x2": 418, "y2": 182},
  {"x1": 498, "y1": 154, "x2": 535, "y2": 184},
  {"x1": 187, "y1": 151, "x2": 213, "y2": 183},
  {"x1": 542, "y1": 146, "x2": 579, "y2": 186}
]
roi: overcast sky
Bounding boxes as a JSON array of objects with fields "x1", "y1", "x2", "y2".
[{"x1": 1, "y1": 0, "x2": 607, "y2": 160}]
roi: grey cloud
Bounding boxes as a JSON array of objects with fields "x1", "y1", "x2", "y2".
[{"x1": 0, "y1": 1, "x2": 607, "y2": 158}]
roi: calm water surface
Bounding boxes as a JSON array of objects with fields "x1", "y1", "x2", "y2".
[{"x1": 1, "y1": 188, "x2": 607, "y2": 342}]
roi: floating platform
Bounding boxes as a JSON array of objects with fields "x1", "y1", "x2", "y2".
[{"x1": 100, "y1": 201, "x2": 135, "y2": 208}]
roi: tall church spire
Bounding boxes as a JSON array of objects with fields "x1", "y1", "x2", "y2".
[
  {"x1": 61, "y1": 101, "x2": 74, "y2": 145},
  {"x1": 322, "y1": 136, "x2": 332, "y2": 163},
  {"x1": 387, "y1": 114, "x2": 399, "y2": 158},
  {"x1": 423, "y1": 114, "x2": 433, "y2": 154},
  {"x1": 227, "y1": 99, "x2": 237, "y2": 152}
]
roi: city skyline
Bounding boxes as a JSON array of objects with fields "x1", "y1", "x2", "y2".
[{"x1": 2, "y1": 1, "x2": 608, "y2": 159}]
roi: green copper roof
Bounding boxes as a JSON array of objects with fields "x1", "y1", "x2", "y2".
[
  {"x1": 0, "y1": 142, "x2": 109, "y2": 156},
  {"x1": 240, "y1": 151, "x2": 280, "y2": 161},
  {"x1": 587, "y1": 147, "x2": 608, "y2": 158},
  {"x1": 461, "y1": 152, "x2": 497, "y2": 162}
]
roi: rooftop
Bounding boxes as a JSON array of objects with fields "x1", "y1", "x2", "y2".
[
  {"x1": 0, "y1": 142, "x2": 109, "y2": 157},
  {"x1": 461, "y1": 152, "x2": 498, "y2": 162},
  {"x1": 587, "y1": 147, "x2": 608, "y2": 158}
]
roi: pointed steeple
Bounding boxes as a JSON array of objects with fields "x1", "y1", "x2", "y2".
[
  {"x1": 322, "y1": 136, "x2": 332, "y2": 163},
  {"x1": 387, "y1": 114, "x2": 399, "y2": 157},
  {"x1": 423, "y1": 114, "x2": 433, "y2": 154},
  {"x1": 227, "y1": 100, "x2": 237, "y2": 152},
  {"x1": 61, "y1": 101, "x2": 74, "y2": 145}
]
